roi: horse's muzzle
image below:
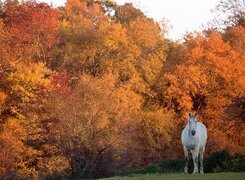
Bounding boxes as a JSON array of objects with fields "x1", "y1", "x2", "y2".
[{"x1": 191, "y1": 130, "x2": 196, "y2": 136}]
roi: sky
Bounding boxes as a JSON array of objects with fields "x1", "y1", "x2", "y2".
[{"x1": 39, "y1": 0, "x2": 221, "y2": 40}]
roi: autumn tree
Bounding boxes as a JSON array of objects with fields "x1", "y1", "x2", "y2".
[
  {"x1": 163, "y1": 31, "x2": 245, "y2": 155},
  {"x1": 60, "y1": 0, "x2": 131, "y2": 78},
  {"x1": 60, "y1": 1, "x2": 168, "y2": 95},
  {"x1": 43, "y1": 72, "x2": 142, "y2": 178},
  {"x1": 0, "y1": 1, "x2": 58, "y2": 177},
  {"x1": 2, "y1": 0, "x2": 60, "y2": 65},
  {"x1": 0, "y1": 0, "x2": 244, "y2": 178}
]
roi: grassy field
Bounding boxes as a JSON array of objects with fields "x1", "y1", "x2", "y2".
[{"x1": 102, "y1": 172, "x2": 245, "y2": 180}]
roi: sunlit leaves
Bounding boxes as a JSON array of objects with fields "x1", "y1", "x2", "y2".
[
  {"x1": 164, "y1": 30, "x2": 245, "y2": 155},
  {"x1": 3, "y1": 0, "x2": 60, "y2": 64},
  {"x1": 0, "y1": 118, "x2": 38, "y2": 178},
  {"x1": 46, "y1": 73, "x2": 142, "y2": 177},
  {"x1": 0, "y1": 0, "x2": 244, "y2": 178},
  {"x1": 6, "y1": 62, "x2": 51, "y2": 118}
]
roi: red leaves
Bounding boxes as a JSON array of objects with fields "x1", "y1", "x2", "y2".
[
  {"x1": 51, "y1": 70, "x2": 73, "y2": 97},
  {"x1": 3, "y1": 1, "x2": 60, "y2": 63}
]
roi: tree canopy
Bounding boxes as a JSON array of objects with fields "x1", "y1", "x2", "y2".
[{"x1": 0, "y1": 0, "x2": 244, "y2": 179}]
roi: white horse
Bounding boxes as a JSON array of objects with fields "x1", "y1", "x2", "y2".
[{"x1": 181, "y1": 113, "x2": 207, "y2": 174}]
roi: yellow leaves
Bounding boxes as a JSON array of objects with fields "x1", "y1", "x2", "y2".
[
  {"x1": 38, "y1": 156, "x2": 69, "y2": 176},
  {"x1": 0, "y1": 91, "x2": 7, "y2": 111},
  {"x1": 0, "y1": 118, "x2": 27, "y2": 141},
  {"x1": 47, "y1": 72, "x2": 142, "y2": 167},
  {"x1": 128, "y1": 16, "x2": 161, "y2": 49},
  {"x1": 62, "y1": 1, "x2": 136, "y2": 78},
  {"x1": 101, "y1": 23, "x2": 128, "y2": 50},
  {"x1": 0, "y1": 20, "x2": 8, "y2": 42},
  {"x1": 0, "y1": 118, "x2": 28, "y2": 175},
  {"x1": 111, "y1": 83, "x2": 142, "y2": 126},
  {"x1": 138, "y1": 49, "x2": 166, "y2": 85},
  {"x1": 2, "y1": 62, "x2": 51, "y2": 119},
  {"x1": 63, "y1": 0, "x2": 106, "y2": 39},
  {"x1": 8, "y1": 62, "x2": 50, "y2": 100},
  {"x1": 139, "y1": 109, "x2": 175, "y2": 152}
]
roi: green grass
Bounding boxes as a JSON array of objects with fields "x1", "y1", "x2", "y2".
[{"x1": 102, "y1": 172, "x2": 245, "y2": 180}]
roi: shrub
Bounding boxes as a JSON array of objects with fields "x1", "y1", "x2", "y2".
[
  {"x1": 204, "y1": 150, "x2": 245, "y2": 173},
  {"x1": 127, "y1": 151, "x2": 244, "y2": 175}
]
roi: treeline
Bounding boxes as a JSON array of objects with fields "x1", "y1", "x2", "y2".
[{"x1": 0, "y1": 0, "x2": 244, "y2": 179}]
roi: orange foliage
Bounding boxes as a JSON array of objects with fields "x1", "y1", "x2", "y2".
[
  {"x1": 0, "y1": 0, "x2": 244, "y2": 178},
  {"x1": 164, "y1": 31, "x2": 245, "y2": 155}
]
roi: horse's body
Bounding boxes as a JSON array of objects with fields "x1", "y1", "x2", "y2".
[{"x1": 181, "y1": 113, "x2": 207, "y2": 174}]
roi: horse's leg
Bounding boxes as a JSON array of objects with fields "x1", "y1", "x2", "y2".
[
  {"x1": 199, "y1": 147, "x2": 205, "y2": 174},
  {"x1": 191, "y1": 149, "x2": 199, "y2": 174},
  {"x1": 183, "y1": 146, "x2": 189, "y2": 174}
]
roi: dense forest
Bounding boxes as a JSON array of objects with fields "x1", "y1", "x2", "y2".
[{"x1": 0, "y1": 0, "x2": 244, "y2": 179}]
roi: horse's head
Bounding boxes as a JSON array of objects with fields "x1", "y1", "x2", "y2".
[{"x1": 188, "y1": 113, "x2": 197, "y2": 136}]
